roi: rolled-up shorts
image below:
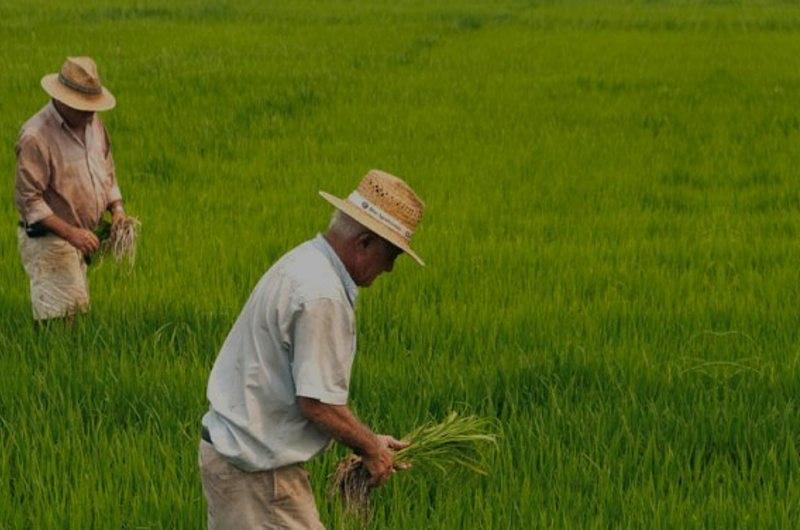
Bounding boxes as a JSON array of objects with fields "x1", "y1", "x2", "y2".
[
  {"x1": 198, "y1": 440, "x2": 325, "y2": 530},
  {"x1": 17, "y1": 227, "x2": 89, "y2": 320}
]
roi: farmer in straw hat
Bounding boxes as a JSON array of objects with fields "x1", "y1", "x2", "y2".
[
  {"x1": 199, "y1": 170, "x2": 425, "y2": 529},
  {"x1": 14, "y1": 56, "x2": 127, "y2": 321}
]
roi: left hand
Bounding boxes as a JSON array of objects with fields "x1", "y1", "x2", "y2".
[
  {"x1": 376, "y1": 434, "x2": 412, "y2": 471},
  {"x1": 376, "y1": 434, "x2": 408, "y2": 451},
  {"x1": 112, "y1": 209, "x2": 126, "y2": 225}
]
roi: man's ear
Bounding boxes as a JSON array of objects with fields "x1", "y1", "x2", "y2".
[{"x1": 355, "y1": 231, "x2": 377, "y2": 250}]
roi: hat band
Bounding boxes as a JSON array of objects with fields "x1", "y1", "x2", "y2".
[
  {"x1": 58, "y1": 73, "x2": 102, "y2": 96},
  {"x1": 347, "y1": 191, "x2": 413, "y2": 241}
]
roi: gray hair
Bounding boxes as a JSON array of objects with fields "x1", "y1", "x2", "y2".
[{"x1": 328, "y1": 210, "x2": 370, "y2": 240}]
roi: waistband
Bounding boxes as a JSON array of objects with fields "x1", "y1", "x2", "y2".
[{"x1": 18, "y1": 221, "x2": 50, "y2": 238}]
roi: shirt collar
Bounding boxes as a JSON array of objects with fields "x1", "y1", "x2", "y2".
[
  {"x1": 46, "y1": 101, "x2": 64, "y2": 126},
  {"x1": 46, "y1": 101, "x2": 94, "y2": 145},
  {"x1": 313, "y1": 234, "x2": 358, "y2": 306}
]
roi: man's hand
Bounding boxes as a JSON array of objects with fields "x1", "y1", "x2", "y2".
[
  {"x1": 363, "y1": 434, "x2": 410, "y2": 485},
  {"x1": 38, "y1": 214, "x2": 99, "y2": 254},
  {"x1": 377, "y1": 434, "x2": 408, "y2": 452},
  {"x1": 111, "y1": 208, "x2": 126, "y2": 225},
  {"x1": 362, "y1": 442, "x2": 395, "y2": 486},
  {"x1": 295, "y1": 398, "x2": 410, "y2": 486},
  {"x1": 66, "y1": 227, "x2": 100, "y2": 255},
  {"x1": 378, "y1": 434, "x2": 412, "y2": 470}
]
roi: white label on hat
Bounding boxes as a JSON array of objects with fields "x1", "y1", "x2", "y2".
[{"x1": 347, "y1": 191, "x2": 412, "y2": 241}]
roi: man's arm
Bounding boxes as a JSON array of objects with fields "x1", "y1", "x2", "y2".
[
  {"x1": 292, "y1": 300, "x2": 407, "y2": 484},
  {"x1": 297, "y1": 397, "x2": 381, "y2": 455},
  {"x1": 102, "y1": 123, "x2": 125, "y2": 223},
  {"x1": 15, "y1": 135, "x2": 54, "y2": 226},
  {"x1": 38, "y1": 215, "x2": 99, "y2": 255},
  {"x1": 109, "y1": 200, "x2": 125, "y2": 224},
  {"x1": 298, "y1": 397, "x2": 406, "y2": 485},
  {"x1": 15, "y1": 135, "x2": 98, "y2": 254}
]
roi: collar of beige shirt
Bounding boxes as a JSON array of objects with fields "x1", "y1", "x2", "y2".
[{"x1": 47, "y1": 101, "x2": 95, "y2": 147}]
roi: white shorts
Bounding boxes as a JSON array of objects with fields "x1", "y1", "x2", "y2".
[{"x1": 17, "y1": 227, "x2": 89, "y2": 320}]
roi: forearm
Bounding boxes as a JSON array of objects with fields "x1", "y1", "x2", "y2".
[
  {"x1": 108, "y1": 201, "x2": 125, "y2": 224},
  {"x1": 108, "y1": 200, "x2": 124, "y2": 214},
  {"x1": 38, "y1": 214, "x2": 75, "y2": 240},
  {"x1": 298, "y1": 398, "x2": 381, "y2": 456}
]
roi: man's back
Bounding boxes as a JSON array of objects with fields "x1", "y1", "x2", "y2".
[{"x1": 202, "y1": 235, "x2": 358, "y2": 472}]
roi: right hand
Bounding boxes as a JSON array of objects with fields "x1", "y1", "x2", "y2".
[
  {"x1": 66, "y1": 227, "x2": 100, "y2": 255},
  {"x1": 362, "y1": 442, "x2": 396, "y2": 487}
]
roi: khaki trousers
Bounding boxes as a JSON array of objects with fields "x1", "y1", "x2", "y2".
[
  {"x1": 17, "y1": 228, "x2": 89, "y2": 320},
  {"x1": 199, "y1": 440, "x2": 325, "y2": 530}
]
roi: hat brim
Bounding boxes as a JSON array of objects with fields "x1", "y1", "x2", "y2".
[
  {"x1": 41, "y1": 74, "x2": 116, "y2": 112},
  {"x1": 319, "y1": 191, "x2": 425, "y2": 266}
]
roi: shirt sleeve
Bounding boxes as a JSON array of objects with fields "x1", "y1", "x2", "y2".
[
  {"x1": 102, "y1": 124, "x2": 122, "y2": 208},
  {"x1": 14, "y1": 135, "x2": 54, "y2": 225},
  {"x1": 291, "y1": 297, "x2": 356, "y2": 405}
]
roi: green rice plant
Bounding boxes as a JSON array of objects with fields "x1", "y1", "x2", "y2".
[
  {"x1": 330, "y1": 412, "x2": 498, "y2": 514},
  {"x1": 4, "y1": 1, "x2": 800, "y2": 527}
]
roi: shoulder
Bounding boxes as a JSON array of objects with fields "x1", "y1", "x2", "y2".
[
  {"x1": 276, "y1": 241, "x2": 347, "y2": 304},
  {"x1": 19, "y1": 104, "x2": 55, "y2": 138},
  {"x1": 16, "y1": 130, "x2": 47, "y2": 159},
  {"x1": 92, "y1": 115, "x2": 112, "y2": 152},
  {"x1": 93, "y1": 114, "x2": 110, "y2": 138},
  {"x1": 17, "y1": 106, "x2": 55, "y2": 153}
]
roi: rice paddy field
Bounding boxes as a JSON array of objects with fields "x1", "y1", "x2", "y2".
[{"x1": 2, "y1": 0, "x2": 800, "y2": 528}]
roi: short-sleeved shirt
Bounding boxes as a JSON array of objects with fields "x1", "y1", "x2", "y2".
[
  {"x1": 14, "y1": 102, "x2": 122, "y2": 230},
  {"x1": 202, "y1": 235, "x2": 359, "y2": 472}
]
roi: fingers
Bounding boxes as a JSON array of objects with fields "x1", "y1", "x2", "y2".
[
  {"x1": 378, "y1": 434, "x2": 410, "y2": 451},
  {"x1": 367, "y1": 461, "x2": 410, "y2": 488},
  {"x1": 71, "y1": 230, "x2": 99, "y2": 254},
  {"x1": 87, "y1": 234, "x2": 100, "y2": 253},
  {"x1": 77, "y1": 239, "x2": 93, "y2": 255},
  {"x1": 81, "y1": 230, "x2": 99, "y2": 253},
  {"x1": 387, "y1": 437, "x2": 409, "y2": 450},
  {"x1": 365, "y1": 448, "x2": 396, "y2": 487}
]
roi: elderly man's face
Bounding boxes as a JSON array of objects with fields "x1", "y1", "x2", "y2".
[
  {"x1": 351, "y1": 234, "x2": 403, "y2": 287},
  {"x1": 52, "y1": 99, "x2": 94, "y2": 130}
]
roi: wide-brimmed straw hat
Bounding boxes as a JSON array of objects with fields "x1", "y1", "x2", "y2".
[
  {"x1": 41, "y1": 57, "x2": 116, "y2": 112},
  {"x1": 320, "y1": 169, "x2": 426, "y2": 266}
]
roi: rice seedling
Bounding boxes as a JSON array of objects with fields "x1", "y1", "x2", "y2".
[
  {"x1": 95, "y1": 216, "x2": 142, "y2": 265},
  {"x1": 330, "y1": 412, "x2": 498, "y2": 515}
]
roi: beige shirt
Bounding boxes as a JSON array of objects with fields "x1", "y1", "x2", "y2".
[
  {"x1": 202, "y1": 235, "x2": 359, "y2": 472},
  {"x1": 14, "y1": 102, "x2": 122, "y2": 230}
]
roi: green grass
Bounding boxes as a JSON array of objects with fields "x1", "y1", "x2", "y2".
[{"x1": 3, "y1": 0, "x2": 800, "y2": 528}]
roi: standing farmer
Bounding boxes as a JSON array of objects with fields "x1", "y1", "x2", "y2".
[
  {"x1": 199, "y1": 170, "x2": 425, "y2": 529},
  {"x1": 14, "y1": 56, "x2": 126, "y2": 321}
]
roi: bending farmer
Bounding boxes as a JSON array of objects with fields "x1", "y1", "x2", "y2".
[
  {"x1": 199, "y1": 170, "x2": 425, "y2": 529},
  {"x1": 14, "y1": 57, "x2": 127, "y2": 321}
]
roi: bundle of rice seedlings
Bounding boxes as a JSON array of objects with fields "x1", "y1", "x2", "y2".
[
  {"x1": 330, "y1": 412, "x2": 498, "y2": 515},
  {"x1": 94, "y1": 216, "x2": 141, "y2": 265}
]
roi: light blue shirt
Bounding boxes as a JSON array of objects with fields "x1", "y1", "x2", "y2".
[{"x1": 202, "y1": 235, "x2": 358, "y2": 471}]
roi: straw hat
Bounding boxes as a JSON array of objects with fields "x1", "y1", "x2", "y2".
[
  {"x1": 320, "y1": 170, "x2": 426, "y2": 266},
  {"x1": 41, "y1": 57, "x2": 116, "y2": 112}
]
